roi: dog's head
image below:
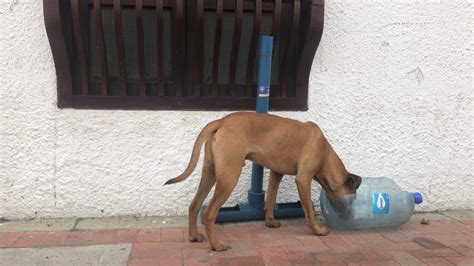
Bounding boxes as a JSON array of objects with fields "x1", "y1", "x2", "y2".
[
  {"x1": 317, "y1": 173, "x2": 362, "y2": 198},
  {"x1": 319, "y1": 173, "x2": 362, "y2": 214}
]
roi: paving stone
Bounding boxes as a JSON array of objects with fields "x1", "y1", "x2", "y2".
[
  {"x1": 75, "y1": 216, "x2": 188, "y2": 231},
  {"x1": 446, "y1": 256, "x2": 474, "y2": 265},
  {"x1": 387, "y1": 251, "x2": 427, "y2": 265},
  {"x1": 160, "y1": 228, "x2": 184, "y2": 242},
  {"x1": 413, "y1": 236, "x2": 448, "y2": 249},
  {"x1": 409, "y1": 248, "x2": 462, "y2": 259},
  {"x1": 136, "y1": 229, "x2": 162, "y2": 242},
  {"x1": 0, "y1": 244, "x2": 131, "y2": 265},
  {"x1": 0, "y1": 211, "x2": 473, "y2": 265},
  {"x1": 130, "y1": 242, "x2": 183, "y2": 259},
  {"x1": 212, "y1": 256, "x2": 265, "y2": 266},
  {"x1": 0, "y1": 218, "x2": 76, "y2": 232},
  {"x1": 421, "y1": 257, "x2": 456, "y2": 265},
  {"x1": 0, "y1": 232, "x2": 23, "y2": 248}
]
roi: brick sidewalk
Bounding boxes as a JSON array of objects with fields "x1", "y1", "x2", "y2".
[{"x1": 1, "y1": 215, "x2": 473, "y2": 265}]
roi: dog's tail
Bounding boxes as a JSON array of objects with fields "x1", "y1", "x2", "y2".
[{"x1": 164, "y1": 119, "x2": 223, "y2": 185}]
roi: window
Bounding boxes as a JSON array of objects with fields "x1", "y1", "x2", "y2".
[{"x1": 43, "y1": 0, "x2": 324, "y2": 110}]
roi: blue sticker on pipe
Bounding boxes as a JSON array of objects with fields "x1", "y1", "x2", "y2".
[
  {"x1": 258, "y1": 85, "x2": 270, "y2": 97},
  {"x1": 372, "y1": 192, "x2": 390, "y2": 215}
]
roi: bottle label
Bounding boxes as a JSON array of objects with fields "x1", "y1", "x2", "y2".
[{"x1": 372, "y1": 192, "x2": 390, "y2": 215}]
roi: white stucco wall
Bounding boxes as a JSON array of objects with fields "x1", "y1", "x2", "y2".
[{"x1": 1, "y1": 0, "x2": 472, "y2": 220}]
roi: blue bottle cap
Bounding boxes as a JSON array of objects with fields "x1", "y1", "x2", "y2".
[{"x1": 414, "y1": 192, "x2": 423, "y2": 204}]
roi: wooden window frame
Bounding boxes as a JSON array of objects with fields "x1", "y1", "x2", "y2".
[{"x1": 43, "y1": 0, "x2": 324, "y2": 110}]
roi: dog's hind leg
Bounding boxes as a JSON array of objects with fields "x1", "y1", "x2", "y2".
[
  {"x1": 265, "y1": 170, "x2": 283, "y2": 228},
  {"x1": 203, "y1": 139, "x2": 244, "y2": 251},
  {"x1": 188, "y1": 141, "x2": 216, "y2": 242},
  {"x1": 203, "y1": 172, "x2": 240, "y2": 251}
]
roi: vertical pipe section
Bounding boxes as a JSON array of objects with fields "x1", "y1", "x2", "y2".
[
  {"x1": 136, "y1": 0, "x2": 146, "y2": 96},
  {"x1": 94, "y1": 0, "x2": 109, "y2": 95},
  {"x1": 211, "y1": 0, "x2": 223, "y2": 97},
  {"x1": 228, "y1": 0, "x2": 243, "y2": 96},
  {"x1": 249, "y1": 36, "x2": 273, "y2": 209},
  {"x1": 245, "y1": 0, "x2": 262, "y2": 97},
  {"x1": 71, "y1": 0, "x2": 89, "y2": 95},
  {"x1": 113, "y1": 0, "x2": 128, "y2": 96},
  {"x1": 155, "y1": 0, "x2": 164, "y2": 96}
]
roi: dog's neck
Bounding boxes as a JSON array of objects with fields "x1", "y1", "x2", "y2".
[{"x1": 316, "y1": 146, "x2": 348, "y2": 193}]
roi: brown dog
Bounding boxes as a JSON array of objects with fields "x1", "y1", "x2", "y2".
[{"x1": 165, "y1": 112, "x2": 361, "y2": 251}]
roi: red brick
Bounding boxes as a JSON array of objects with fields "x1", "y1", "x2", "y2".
[
  {"x1": 363, "y1": 241, "x2": 424, "y2": 251},
  {"x1": 429, "y1": 234, "x2": 471, "y2": 244},
  {"x1": 447, "y1": 221, "x2": 474, "y2": 234},
  {"x1": 448, "y1": 244, "x2": 474, "y2": 257},
  {"x1": 421, "y1": 257, "x2": 455, "y2": 265},
  {"x1": 295, "y1": 235, "x2": 329, "y2": 252},
  {"x1": 229, "y1": 240, "x2": 259, "y2": 257},
  {"x1": 413, "y1": 237, "x2": 448, "y2": 249},
  {"x1": 130, "y1": 242, "x2": 183, "y2": 259},
  {"x1": 222, "y1": 227, "x2": 252, "y2": 241},
  {"x1": 446, "y1": 256, "x2": 474, "y2": 265},
  {"x1": 10, "y1": 231, "x2": 70, "y2": 247},
  {"x1": 357, "y1": 260, "x2": 398, "y2": 266},
  {"x1": 341, "y1": 232, "x2": 389, "y2": 245},
  {"x1": 183, "y1": 240, "x2": 209, "y2": 250},
  {"x1": 65, "y1": 231, "x2": 94, "y2": 246},
  {"x1": 0, "y1": 232, "x2": 23, "y2": 248},
  {"x1": 409, "y1": 248, "x2": 462, "y2": 259},
  {"x1": 285, "y1": 250, "x2": 318, "y2": 265},
  {"x1": 397, "y1": 224, "x2": 423, "y2": 235},
  {"x1": 128, "y1": 257, "x2": 183, "y2": 266},
  {"x1": 387, "y1": 251, "x2": 427, "y2": 265},
  {"x1": 272, "y1": 229, "x2": 298, "y2": 241},
  {"x1": 258, "y1": 246, "x2": 288, "y2": 262},
  {"x1": 314, "y1": 253, "x2": 346, "y2": 264},
  {"x1": 338, "y1": 252, "x2": 368, "y2": 263},
  {"x1": 320, "y1": 235, "x2": 353, "y2": 251},
  {"x1": 137, "y1": 229, "x2": 161, "y2": 242},
  {"x1": 183, "y1": 248, "x2": 211, "y2": 259},
  {"x1": 460, "y1": 220, "x2": 474, "y2": 228},
  {"x1": 380, "y1": 231, "x2": 420, "y2": 242},
  {"x1": 411, "y1": 221, "x2": 462, "y2": 235},
  {"x1": 361, "y1": 250, "x2": 393, "y2": 261},
  {"x1": 286, "y1": 224, "x2": 311, "y2": 235},
  {"x1": 88, "y1": 230, "x2": 117, "y2": 244},
  {"x1": 160, "y1": 228, "x2": 184, "y2": 242},
  {"x1": 184, "y1": 257, "x2": 212, "y2": 266},
  {"x1": 128, "y1": 258, "x2": 161, "y2": 266},
  {"x1": 251, "y1": 232, "x2": 276, "y2": 242},
  {"x1": 114, "y1": 229, "x2": 138, "y2": 243},
  {"x1": 212, "y1": 256, "x2": 265, "y2": 266}
]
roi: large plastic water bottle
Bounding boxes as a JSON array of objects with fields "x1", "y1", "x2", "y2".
[{"x1": 320, "y1": 177, "x2": 423, "y2": 230}]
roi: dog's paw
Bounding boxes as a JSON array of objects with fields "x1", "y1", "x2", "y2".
[
  {"x1": 265, "y1": 219, "x2": 281, "y2": 228},
  {"x1": 312, "y1": 225, "x2": 330, "y2": 236},
  {"x1": 189, "y1": 233, "x2": 205, "y2": 242},
  {"x1": 211, "y1": 241, "x2": 230, "y2": 252}
]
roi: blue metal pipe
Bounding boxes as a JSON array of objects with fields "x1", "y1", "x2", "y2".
[{"x1": 248, "y1": 36, "x2": 273, "y2": 210}]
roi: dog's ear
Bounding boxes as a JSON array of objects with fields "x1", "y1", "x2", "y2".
[{"x1": 345, "y1": 174, "x2": 362, "y2": 190}]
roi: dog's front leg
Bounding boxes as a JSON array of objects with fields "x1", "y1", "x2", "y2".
[
  {"x1": 265, "y1": 171, "x2": 283, "y2": 228},
  {"x1": 295, "y1": 173, "x2": 330, "y2": 236}
]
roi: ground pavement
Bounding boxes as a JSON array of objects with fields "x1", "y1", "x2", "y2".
[{"x1": 0, "y1": 211, "x2": 473, "y2": 265}]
